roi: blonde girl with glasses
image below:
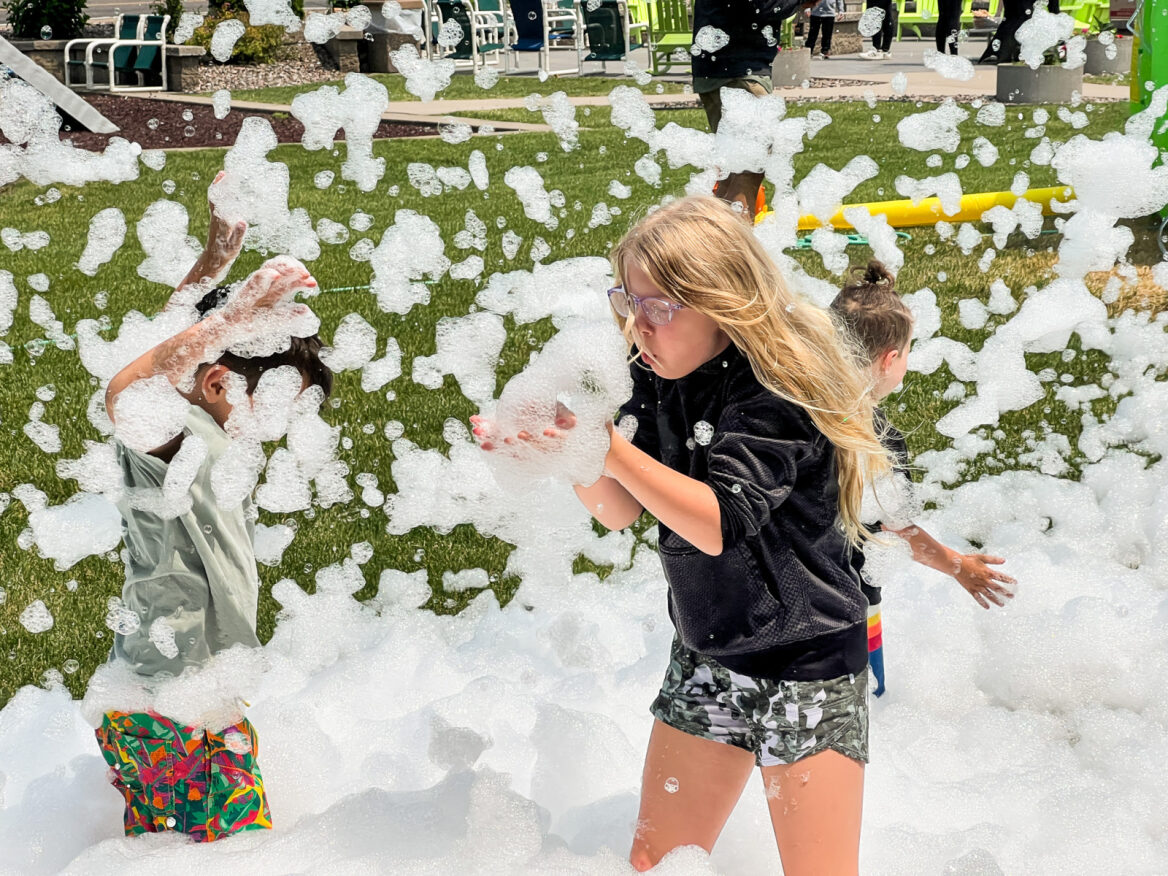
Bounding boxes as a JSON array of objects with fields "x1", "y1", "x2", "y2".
[{"x1": 474, "y1": 195, "x2": 891, "y2": 875}]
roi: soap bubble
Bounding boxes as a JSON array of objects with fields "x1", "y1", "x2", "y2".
[{"x1": 858, "y1": 6, "x2": 885, "y2": 36}]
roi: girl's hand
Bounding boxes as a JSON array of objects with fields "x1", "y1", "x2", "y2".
[
  {"x1": 950, "y1": 553, "x2": 1016, "y2": 609},
  {"x1": 471, "y1": 402, "x2": 577, "y2": 453}
]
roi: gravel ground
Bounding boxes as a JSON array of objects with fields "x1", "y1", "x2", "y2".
[{"x1": 187, "y1": 39, "x2": 345, "y2": 94}]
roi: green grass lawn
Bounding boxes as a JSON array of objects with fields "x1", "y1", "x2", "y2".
[
  {"x1": 222, "y1": 71, "x2": 690, "y2": 106},
  {"x1": 0, "y1": 93, "x2": 1153, "y2": 706}
]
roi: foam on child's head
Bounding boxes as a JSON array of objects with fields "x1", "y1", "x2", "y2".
[
  {"x1": 194, "y1": 285, "x2": 334, "y2": 398},
  {"x1": 830, "y1": 261, "x2": 913, "y2": 362}
]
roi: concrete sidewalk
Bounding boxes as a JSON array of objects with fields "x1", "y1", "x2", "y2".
[{"x1": 124, "y1": 28, "x2": 1128, "y2": 134}]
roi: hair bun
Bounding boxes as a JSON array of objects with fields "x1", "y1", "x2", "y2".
[{"x1": 863, "y1": 260, "x2": 894, "y2": 286}]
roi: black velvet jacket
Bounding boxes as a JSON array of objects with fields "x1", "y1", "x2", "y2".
[{"x1": 619, "y1": 343, "x2": 868, "y2": 681}]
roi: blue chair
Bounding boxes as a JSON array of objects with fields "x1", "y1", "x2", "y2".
[{"x1": 508, "y1": 0, "x2": 578, "y2": 75}]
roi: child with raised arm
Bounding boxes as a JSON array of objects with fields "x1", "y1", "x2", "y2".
[
  {"x1": 475, "y1": 196, "x2": 892, "y2": 876},
  {"x1": 93, "y1": 177, "x2": 333, "y2": 843},
  {"x1": 830, "y1": 260, "x2": 1016, "y2": 697}
]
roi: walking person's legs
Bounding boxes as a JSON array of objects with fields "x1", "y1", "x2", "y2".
[
  {"x1": 875, "y1": 0, "x2": 894, "y2": 53},
  {"x1": 936, "y1": 0, "x2": 962, "y2": 54},
  {"x1": 820, "y1": 17, "x2": 835, "y2": 56},
  {"x1": 805, "y1": 14, "x2": 824, "y2": 53}
]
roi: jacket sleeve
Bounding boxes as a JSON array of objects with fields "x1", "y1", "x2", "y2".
[
  {"x1": 705, "y1": 390, "x2": 820, "y2": 547},
  {"x1": 616, "y1": 356, "x2": 661, "y2": 461}
]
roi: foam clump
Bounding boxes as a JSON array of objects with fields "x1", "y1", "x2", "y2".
[
  {"x1": 291, "y1": 74, "x2": 388, "y2": 192},
  {"x1": 245, "y1": 0, "x2": 302, "y2": 29},
  {"x1": 924, "y1": 49, "x2": 975, "y2": 81},
  {"x1": 691, "y1": 25, "x2": 729, "y2": 54},
  {"x1": 896, "y1": 171, "x2": 963, "y2": 216},
  {"x1": 254, "y1": 521, "x2": 295, "y2": 565},
  {"x1": 135, "y1": 200, "x2": 203, "y2": 287},
  {"x1": 362, "y1": 338, "x2": 402, "y2": 392},
  {"x1": 210, "y1": 18, "x2": 246, "y2": 62},
  {"x1": 504, "y1": 166, "x2": 558, "y2": 230},
  {"x1": 413, "y1": 311, "x2": 506, "y2": 404},
  {"x1": 477, "y1": 321, "x2": 632, "y2": 487},
  {"x1": 1016, "y1": 3, "x2": 1074, "y2": 69},
  {"x1": 320, "y1": 312, "x2": 378, "y2": 372},
  {"x1": 209, "y1": 118, "x2": 320, "y2": 261},
  {"x1": 533, "y1": 92, "x2": 579, "y2": 152},
  {"x1": 173, "y1": 11, "x2": 203, "y2": 43},
  {"x1": 18, "y1": 600, "x2": 54, "y2": 633},
  {"x1": 859, "y1": 5, "x2": 886, "y2": 36},
  {"x1": 28, "y1": 492, "x2": 122, "y2": 569},
  {"x1": 897, "y1": 100, "x2": 969, "y2": 153},
  {"x1": 369, "y1": 209, "x2": 451, "y2": 314},
  {"x1": 0, "y1": 271, "x2": 16, "y2": 335},
  {"x1": 77, "y1": 208, "x2": 127, "y2": 277},
  {"x1": 110, "y1": 374, "x2": 189, "y2": 452},
  {"x1": 0, "y1": 78, "x2": 141, "y2": 188},
  {"x1": 796, "y1": 156, "x2": 878, "y2": 225},
  {"x1": 388, "y1": 43, "x2": 454, "y2": 102}
]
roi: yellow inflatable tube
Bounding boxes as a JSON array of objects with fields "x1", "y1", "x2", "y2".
[{"x1": 760, "y1": 186, "x2": 1076, "y2": 231}]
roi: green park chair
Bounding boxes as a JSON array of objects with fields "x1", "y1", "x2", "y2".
[
  {"x1": 647, "y1": 0, "x2": 692, "y2": 74},
  {"x1": 64, "y1": 14, "x2": 169, "y2": 92},
  {"x1": 896, "y1": 0, "x2": 938, "y2": 40},
  {"x1": 437, "y1": 0, "x2": 508, "y2": 70}
]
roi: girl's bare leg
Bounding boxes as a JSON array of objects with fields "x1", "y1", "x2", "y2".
[
  {"x1": 760, "y1": 749, "x2": 865, "y2": 876},
  {"x1": 629, "y1": 719, "x2": 757, "y2": 872}
]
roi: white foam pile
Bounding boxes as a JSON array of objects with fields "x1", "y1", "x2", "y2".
[{"x1": 2, "y1": 65, "x2": 1168, "y2": 876}]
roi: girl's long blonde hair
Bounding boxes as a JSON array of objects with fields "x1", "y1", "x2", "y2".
[{"x1": 610, "y1": 196, "x2": 890, "y2": 544}]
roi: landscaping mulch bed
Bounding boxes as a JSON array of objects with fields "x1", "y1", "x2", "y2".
[{"x1": 59, "y1": 94, "x2": 436, "y2": 151}]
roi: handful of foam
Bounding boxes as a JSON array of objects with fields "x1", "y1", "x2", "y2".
[{"x1": 479, "y1": 321, "x2": 632, "y2": 488}]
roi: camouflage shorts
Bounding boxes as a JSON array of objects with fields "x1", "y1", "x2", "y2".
[{"x1": 651, "y1": 638, "x2": 870, "y2": 767}]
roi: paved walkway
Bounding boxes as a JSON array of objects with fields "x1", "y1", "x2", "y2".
[{"x1": 118, "y1": 28, "x2": 1128, "y2": 134}]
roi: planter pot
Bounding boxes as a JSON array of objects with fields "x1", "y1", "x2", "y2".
[
  {"x1": 1084, "y1": 36, "x2": 1133, "y2": 76},
  {"x1": 771, "y1": 47, "x2": 811, "y2": 88},
  {"x1": 996, "y1": 63, "x2": 1083, "y2": 104}
]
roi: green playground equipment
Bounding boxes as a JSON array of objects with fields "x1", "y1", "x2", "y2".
[
  {"x1": 1130, "y1": 0, "x2": 1168, "y2": 246},
  {"x1": 1132, "y1": 0, "x2": 1168, "y2": 153}
]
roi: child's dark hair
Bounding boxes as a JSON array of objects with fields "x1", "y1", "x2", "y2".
[
  {"x1": 195, "y1": 285, "x2": 334, "y2": 398},
  {"x1": 830, "y1": 261, "x2": 913, "y2": 362}
]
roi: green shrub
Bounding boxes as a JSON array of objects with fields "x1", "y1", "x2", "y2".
[
  {"x1": 150, "y1": 0, "x2": 184, "y2": 42},
  {"x1": 4, "y1": 0, "x2": 88, "y2": 40},
  {"x1": 189, "y1": 6, "x2": 286, "y2": 65}
]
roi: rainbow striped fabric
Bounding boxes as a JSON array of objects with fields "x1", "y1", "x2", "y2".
[{"x1": 867, "y1": 603, "x2": 886, "y2": 697}]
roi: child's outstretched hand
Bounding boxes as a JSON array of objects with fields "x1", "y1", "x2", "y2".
[
  {"x1": 215, "y1": 257, "x2": 318, "y2": 345},
  {"x1": 205, "y1": 170, "x2": 247, "y2": 274},
  {"x1": 950, "y1": 553, "x2": 1016, "y2": 609},
  {"x1": 471, "y1": 402, "x2": 577, "y2": 453}
]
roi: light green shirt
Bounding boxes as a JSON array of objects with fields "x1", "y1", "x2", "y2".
[{"x1": 112, "y1": 406, "x2": 261, "y2": 678}]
